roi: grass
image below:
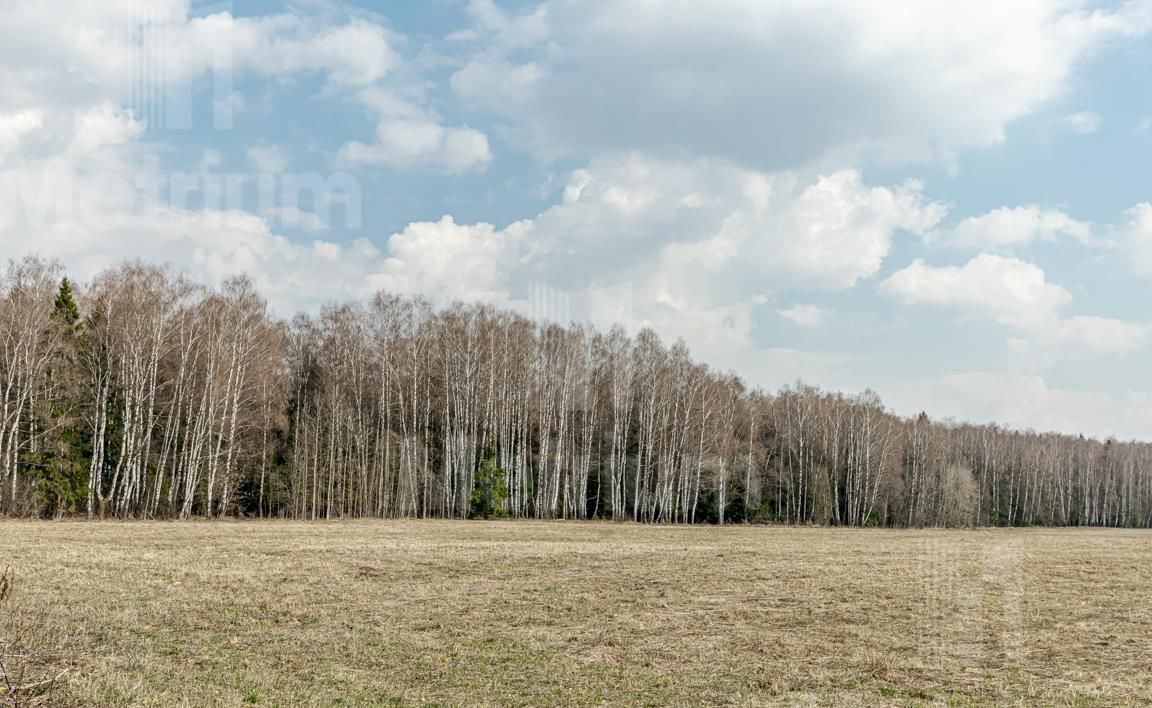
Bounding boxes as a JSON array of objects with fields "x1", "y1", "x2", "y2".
[{"x1": 1, "y1": 521, "x2": 1150, "y2": 706}]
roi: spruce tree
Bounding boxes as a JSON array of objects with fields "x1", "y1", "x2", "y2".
[
  {"x1": 31, "y1": 278, "x2": 90, "y2": 516},
  {"x1": 52, "y1": 277, "x2": 81, "y2": 328},
  {"x1": 469, "y1": 454, "x2": 508, "y2": 519}
]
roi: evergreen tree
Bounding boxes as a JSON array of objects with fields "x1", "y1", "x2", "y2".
[
  {"x1": 52, "y1": 278, "x2": 81, "y2": 328},
  {"x1": 29, "y1": 278, "x2": 90, "y2": 517},
  {"x1": 470, "y1": 454, "x2": 508, "y2": 519}
]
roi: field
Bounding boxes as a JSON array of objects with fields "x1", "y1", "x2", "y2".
[{"x1": 1, "y1": 522, "x2": 1150, "y2": 707}]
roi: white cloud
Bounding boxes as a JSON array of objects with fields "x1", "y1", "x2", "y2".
[
  {"x1": 1119, "y1": 203, "x2": 1152, "y2": 273},
  {"x1": 928, "y1": 205, "x2": 1092, "y2": 249},
  {"x1": 244, "y1": 18, "x2": 396, "y2": 87},
  {"x1": 1, "y1": 0, "x2": 1146, "y2": 424},
  {"x1": 338, "y1": 89, "x2": 492, "y2": 174},
  {"x1": 69, "y1": 104, "x2": 144, "y2": 155},
  {"x1": 0, "y1": 4, "x2": 398, "y2": 159},
  {"x1": 0, "y1": 136, "x2": 509, "y2": 313},
  {"x1": 1138, "y1": 116, "x2": 1152, "y2": 133},
  {"x1": 523, "y1": 156, "x2": 945, "y2": 299},
  {"x1": 16, "y1": 8, "x2": 391, "y2": 89},
  {"x1": 366, "y1": 216, "x2": 525, "y2": 303},
  {"x1": 882, "y1": 254, "x2": 1069, "y2": 328},
  {"x1": 263, "y1": 207, "x2": 327, "y2": 233},
  {"x1": 882, "y1": 254, "x2": 1149, "y2": 354},
  {"x1": 0, "y1": 0, "x2": 500, "y2": 209},
  {"x1": 1050, "y1": 316, "x2": 1150, "y2": 355},
  {"x1": 248, "y1": 146, "x2": 288, "y2": 174},
  {"x1": 342, "y1": 154, "x2": 941, "y2": 369},
  {"x1": 0, "y1": 111, "x2": 43, "y2": 155},
  {"x1": 340, "y1": 120, "x2": 492, "y2": 174},
  {"x1": 778, "y1": 304, "x2": 829, "y2": 327},
  {"x1": 462, "y1": 0, "x2": 550, "y2": 48},
  {"x1": 451, "y1": 0, "x2": 1152, "y2": 167},
  {"x1": 0, "y1": 1, "x2": 481, "y2": 309},
  {"x1": 1056, "y1": 111, "x2": 1102, "y2": 135},
  {"x1": 0, "y1": 141, "x2": 945, "y2": 376},
  {"x1": 151, "y1": 13, "x2": 399, "y2": 88},
  {"x1": 887, "y1": 373, "x2": 1152, "y2": 440},
  {"x1": 154, "y1": 14, "x2": 397, "y2": 88}
]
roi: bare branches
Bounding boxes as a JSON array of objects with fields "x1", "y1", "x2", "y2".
[{"x1": 1, "y1": 255, "x2": 1152, "y2": 527}]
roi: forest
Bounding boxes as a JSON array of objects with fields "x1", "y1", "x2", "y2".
[{"x1": 1, "y1": 254, "x2": 1150, "y2": 527}]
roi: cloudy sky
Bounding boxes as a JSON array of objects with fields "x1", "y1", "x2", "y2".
[{"x1": 2, "y1": 0, "x2": 1152, "y2": 438}]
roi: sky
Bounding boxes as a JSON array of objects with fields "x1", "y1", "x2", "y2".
[{"x1": 2, "y1": 0, "x2": 1152, "y2": 438}]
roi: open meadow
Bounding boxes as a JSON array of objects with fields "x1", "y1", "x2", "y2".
[{"x1": 1, "y1": 522, "x2": 1150, "y2": 706}]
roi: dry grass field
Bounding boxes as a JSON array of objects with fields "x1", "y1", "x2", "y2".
[{"x1": 1, "y1": 521, "x2": 1150, "y2": 706}]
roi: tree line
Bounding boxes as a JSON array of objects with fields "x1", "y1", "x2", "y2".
[{"x1": 1, "y1": 255, "x2": 1150, "y2": 527}]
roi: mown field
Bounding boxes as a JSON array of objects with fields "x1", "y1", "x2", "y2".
[{"x1": 1, "y1": 522, "x2": 1150, "y2": 706}]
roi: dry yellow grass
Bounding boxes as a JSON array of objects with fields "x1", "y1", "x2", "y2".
[{"x1": 1, "y1": 521, "x2": 1150, "y2": 706}]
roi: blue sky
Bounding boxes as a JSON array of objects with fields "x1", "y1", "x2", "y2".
[{"x1": 2, "y1": 0, "x2": 1152, "y2": 437}]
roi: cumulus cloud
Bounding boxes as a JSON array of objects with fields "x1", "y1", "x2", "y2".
[
  {"x1": 337, "y1": 88, "x2": 492, "y2": 174},
  {"x1": 460, "y1": 0, "x2": 549, "y2": 48},
  {"x1": 224, "y1": 17, "x2": 397, "y2": 87},
  {"x1": 0, "y1": 151, "x2": 505, "y2": 315},
  {"x1": 0, "y1": 1, "x2": 499, "y2": 310},
  {"x1": 0, "y1": 111, "x2": 43, "y2": 155},
  {"x1": 345, "y1": 155, "x2": 941, "y2": 368},
  {"x1": 778, "y1": 304, "x2": 829, "y2": 327},
  {"x1": 167, "y1": 154, "x2": 933, "y2": 333},
  {"x1": 2, "y1": 138, "x2": 949, "y2": 377},
  {"x1": 1057, "y1": 111, "x2": 1102, "y2": 135},
  {"x1": 0, "y1": 1, "x2": 497, "y2": 248},
  {"x1": 1048, "y1": 317, "x2": 1150, "y2": 355},
  {"x1": 882, "y1": 254, "x2": 1069, "y2": 328},
  {"x1": 68, "y1": 104, "x2": 144, "y2": 155},
  {"x1": 0, "y1": 4, "x2": 397, "y2": 122},
  {"x1": 927, "y1": 206, "x2": 1093, "y2": 249},
  {"x1": 366, "y1": 216, "x2": 525, "y2": 302},
  {"x1": 1118, "y1": 203, "x2": 1152, "y2": 273},
  {"x1": 0, "y1": 0, "x2": 410, "y2": 197},
  {"x1": 524, "y1": 156, "x2": 945, "y2": 297},
  {"x1": 886, "y1": 373, "x2": 1152, "y2": 440},
  {"x1": 0, "y1": 165, "x2": 511, "y2": 315},
  {"x1": 248, "y1": 146, "x2": 288, "y2": 174},
  {"x1": 263, "y1": 206, "x2": 327, "y2": 233},
  {"x1": 0, "y1": 157, "x2": 347, "y2": 313},
  {"x1": 339, "y1": 119, "x2": 492, "y2": 174},
  {"x1": 0, "y1": 0, "x2": 1145, "y2": 431},
  {"x1": 882, "y1": 254, "x2": 1149, "y2": 354},
  {"x1": 450, "y1": 0, "x2": 1152, "y2": 167}
]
